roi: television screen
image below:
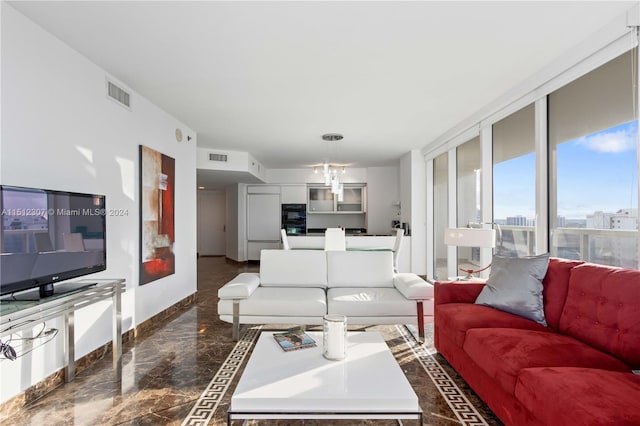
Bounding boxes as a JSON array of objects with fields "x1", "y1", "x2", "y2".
[{"x1": 0, "y1": 185, "x2": 106, "y2": 298}]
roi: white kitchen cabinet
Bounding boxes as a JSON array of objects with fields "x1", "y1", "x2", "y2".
[
  {"x1": 337, "y1": 186, "x2": 366, "y2": 212},
  {"x1": 247, "y1": 193, "x2": 281, "y2": 240},
  {"x1": 247, "y1": 191, "x2": 281, "y2": 260},
  {"x1": 308, "y1": 187, "x2": 335, "y2": 212},
  {"x1": 280, "y1": 185, "x2": 307, "y2": 204},
  {"x1": 308, "y1": 184, "x2": 366, "y2": 213},
  {"x1": 247, "y1": 185, "x2": 281, "y2": 194}
]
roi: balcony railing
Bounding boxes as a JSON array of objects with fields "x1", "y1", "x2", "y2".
[{"x1": 497, "y1": 225, "x2": 639, "y2": 270}]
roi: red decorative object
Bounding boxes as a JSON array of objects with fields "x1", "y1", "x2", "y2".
[
  {"x1": 139, "y1": 145, "x2": 175, "y2": 285},
  {"x1": 457, "y1": 263, "x2": 492, "y2": 280}
]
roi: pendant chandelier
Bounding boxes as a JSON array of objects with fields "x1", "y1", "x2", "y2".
[{"x1": 314, "y1": 134, "x2": 346, "y2": 201}]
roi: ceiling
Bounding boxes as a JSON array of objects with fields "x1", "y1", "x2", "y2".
[{"x1": 9, "y1": 1, "x2": 636, "y2": 174}]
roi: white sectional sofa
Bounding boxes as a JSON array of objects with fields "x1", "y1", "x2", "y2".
[{"x1": 218, "y1": 249, "x2": 434, "y2": 340}]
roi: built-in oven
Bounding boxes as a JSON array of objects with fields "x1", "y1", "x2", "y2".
[{"x1": 282, "y1": 204, "x2": 306, "y2": 235}]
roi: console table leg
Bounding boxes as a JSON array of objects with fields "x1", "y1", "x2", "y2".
[
  {"x1": 112, "y1": 281, "x2": 122, "y2": 382},
  {"x1": 64, "y1": 311, "x2": 75, "y2": 382}
]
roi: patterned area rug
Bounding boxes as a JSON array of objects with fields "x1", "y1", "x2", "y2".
[
  {"x1": 396, "y1": 326, "x2": 490, "y2": 426},
  {"x1": 182, "y1": 326, "x2": 263, "y2": 426},
  {"x1": 182, "y1": 324, "x2": 500, "y2": 426}
]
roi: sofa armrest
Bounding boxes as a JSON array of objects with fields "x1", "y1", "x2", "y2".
[
  {"x1": 434, "y1": 281, "x2": 485, "y2": 305},
  {"x1": 218, "y1": 272, "x2": 260, "y2": 299},
  {"x1": 394, "y1": 273, "x2": 434, "y2": 300}
]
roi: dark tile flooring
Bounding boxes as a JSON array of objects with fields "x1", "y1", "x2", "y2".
[{"x1": 4, "y1": 257, "x2": 501, "y2": 425}]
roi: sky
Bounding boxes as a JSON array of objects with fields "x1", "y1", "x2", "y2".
[
  {"x1": 493, "y1": 152, "x2": 535, "y2": 220},
  {"x1": 494, "y1": 120, "x2": 638, "y2": 221}
]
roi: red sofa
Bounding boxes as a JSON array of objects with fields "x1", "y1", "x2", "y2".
[{"x1": 434, "y1": 258, "x2": 640, "y2": 426}]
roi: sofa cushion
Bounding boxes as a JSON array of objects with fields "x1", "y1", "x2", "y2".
[
  {"x1": 435, "y1": 303, "x2": 549, "y2": 348},
  {"x1": 559, "y1": 263, "x2": 640, "y2": 368},
  {"x1": 327, "y1": 251, "x2": 394, "y2": 288},
  {"x1": 218, "y1": 287, "x2": 327, "y2": 317},
  {"x1": 475, "y1": 253, "x2": 550, "y2": 325},
  {"x1": 327, "y1": 287, "x2": 417, "y2": 317},
  {"x1": 259, "y1": 250, "x2": 327, "y2": 288},
  {"x1": 541, "y1": 258, "x2": 583, "y2": 330},
  {"x1": 463, "y1": 328, "x2": 630, "y2": 394},
  {"x1": 515, "y1": 367, "x2": 640, "y2": 426}
]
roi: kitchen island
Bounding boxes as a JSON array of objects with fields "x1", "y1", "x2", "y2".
[{"x1": 288, "y1": 235, "x2": 411, "y2": 273}]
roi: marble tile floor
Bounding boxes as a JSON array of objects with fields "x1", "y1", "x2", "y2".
[{"x1": 4, "y1": 257, "x2": 502, "y2": 426}]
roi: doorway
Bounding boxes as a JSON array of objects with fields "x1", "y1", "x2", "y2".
[{"x1": 197, "y1": 190, "x2": 226, "y2": 256}]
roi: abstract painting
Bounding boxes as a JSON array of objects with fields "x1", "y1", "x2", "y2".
[{"x1": 139, "y1": 145, "x2": 175, "y2": 285}]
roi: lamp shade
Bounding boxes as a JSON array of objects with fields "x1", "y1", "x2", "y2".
[{"x1": 444, "y1": 227, "x2": 496, "y2": 248}]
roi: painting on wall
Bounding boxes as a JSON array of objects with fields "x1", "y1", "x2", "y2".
[{"x1": 139, "y1": 145, "x2": 175, "y2": 285}]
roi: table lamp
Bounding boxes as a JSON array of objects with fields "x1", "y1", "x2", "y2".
[{"x1": 444, "y1": 226, "x2": 496, "y2": 279}]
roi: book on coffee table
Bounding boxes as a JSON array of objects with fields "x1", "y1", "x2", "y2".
[{"x1": 273, "y1": 328, "x2": 317, "y2": 352}]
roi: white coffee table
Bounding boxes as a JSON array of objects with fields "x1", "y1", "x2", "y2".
[{"x1": 227, "y1": 331, "x2": 422, "y2": 424}]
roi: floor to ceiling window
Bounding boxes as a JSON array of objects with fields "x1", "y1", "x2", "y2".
[
  {"x1": 433, "y1": 152, "x2": 448, "y2": 280},
  {"x1": 493, "y1": 104, "x2": 536, "y2": 256},
  {"x1": 549, "y1": 50, "x2": 639, "y2": 269},
  {"x1": 456, "y1": 137, "x2": 481, "y2": 271},
  {"x1": 428, "y1": 46, "x2": 639, "y2": 275}
]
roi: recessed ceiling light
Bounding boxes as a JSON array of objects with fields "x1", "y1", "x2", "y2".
[{"x1": 198, "y1": 186, "x2": 205, "y2": 190}]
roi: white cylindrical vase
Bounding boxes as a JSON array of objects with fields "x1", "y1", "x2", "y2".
[{"x1": 323, "y1": 314, "x2": 347, "y2": 360}]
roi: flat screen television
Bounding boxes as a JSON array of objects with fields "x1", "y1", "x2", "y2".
[{"x1": 0, "y1": 185, "x2": 106, "y2": 299}]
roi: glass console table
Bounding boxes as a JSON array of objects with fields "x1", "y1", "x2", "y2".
[{"x1": 0, "y1": 278, "x2": 125, "y2": 382}]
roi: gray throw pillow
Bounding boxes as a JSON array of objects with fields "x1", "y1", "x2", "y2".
[{"x1": 475, "y1": 253, "x2": 550, "y2": 326}]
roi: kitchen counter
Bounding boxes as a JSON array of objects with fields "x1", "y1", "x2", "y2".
[
  {"x1": 307, "y1": 228, "x2": 368, "y2": 236},
  {"x1": 301, "y1": 233, "x2": 394, "y2": 237},
  {"x1": 287, "y1": 235, "x2": 411, "y2": 272}
]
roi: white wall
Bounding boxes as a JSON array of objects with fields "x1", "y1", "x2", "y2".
[
  {"x1": 400, "y1": 154, "x2": 413, "y2": 226},
  {"x1": 225, "y1": 186, "x2": 237, "y2": 260},
  {"x1": 1, "y1": 3, "x2": 197, "y2": 403},
  {"x1": 401, "y1": 151, "x2": 426, "y2": 274},
  {"x1": 237, "y1": 183, "x2": 248, "y2": 261},
  {"x1": 266, "y1": 167, "x2": 367, "y2": 184},
  {"x1": 366, "y1": 166, "x2": 400, "y2": 234},
  {"x1": 306, "y1": 214, "x2": 366, "y2": 230}
]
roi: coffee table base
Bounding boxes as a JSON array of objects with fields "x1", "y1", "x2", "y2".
[{"x1": 228, "y1": 410, "x2": 423, "y2": 424}]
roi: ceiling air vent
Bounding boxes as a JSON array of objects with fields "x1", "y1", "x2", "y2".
[
  {"x1": 106, "y1": 79, "x2": 131, "y2": 110},
  {"x1": 209, "y1": 153, "x2": 228, "y2": 162}
]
